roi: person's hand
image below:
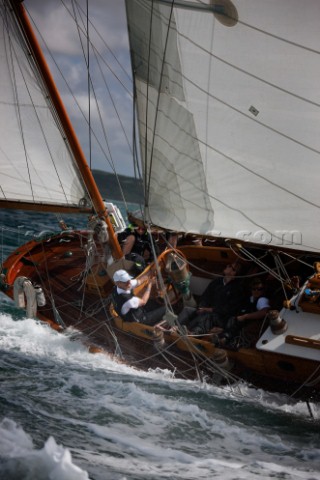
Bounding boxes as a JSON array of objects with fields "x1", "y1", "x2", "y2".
[
  {"x1": 197, "y1": 307, "x2": 213, "y2": 313},
  {"x1": 209, "y1": 326, "x2": 223, "y2": 334},
  {"x1": 147, "y1": 268, "x2": 156, "y2": 279},
  {"x1": 236, "y1": 314, "x2": 247, "y2": 322}
]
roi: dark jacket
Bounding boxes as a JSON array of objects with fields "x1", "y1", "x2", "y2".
[
  {"x1": 199, "y1": 277, "x2": 243, "y2": 320},
  {"x1": 118, "y1": 227, "x2": 151, "y2": 257},
  {"x1": 239, "y1": 296, "x2": 259, "y2": 315},
  {"x1": 112, "y1": 286, "x2": 146, "y2": 323}
]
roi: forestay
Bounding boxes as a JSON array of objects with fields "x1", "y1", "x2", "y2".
[
  {"x1": 0, "y1": 0, "x2": 90, "y2": 211},
  {"x1": 126, "y1": 0, "x2": 320, "y2": 252}
]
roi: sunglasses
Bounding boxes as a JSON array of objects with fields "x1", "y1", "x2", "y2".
[{"x1": 252, "y1": 287, "x2": 264, "y2": 291}]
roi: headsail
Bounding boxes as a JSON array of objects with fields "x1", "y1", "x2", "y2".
[
  {"x1": 0, "y1": 0, "x2": 90, "y2": 213},
  {"x1": 127, "y1": 0, "x2": 320, "y2": 252}
]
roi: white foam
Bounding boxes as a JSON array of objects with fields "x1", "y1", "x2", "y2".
[
  {"x1": 0, "y1": 418, "x2": 89, "y2": 479},
  {"x1": 1, "y1": 313, "x2": 319, "y2": 480},
  {"x1": 1, "y1": 311, "x2": 318, "y2": 424}
]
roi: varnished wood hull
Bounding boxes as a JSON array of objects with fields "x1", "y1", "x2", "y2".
[{"x1": 1, "y1": 231, "x2": 319, "y2": 402}]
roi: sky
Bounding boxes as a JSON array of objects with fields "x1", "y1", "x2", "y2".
[{"x1": 25, "y1": 0, "x2": 135, "y2": 176}]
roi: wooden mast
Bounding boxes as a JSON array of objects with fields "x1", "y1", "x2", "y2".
[{"x1": 12, "y1": 0, "x2": 123, "y2": 259}]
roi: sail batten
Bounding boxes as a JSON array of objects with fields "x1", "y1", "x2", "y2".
[{"x1": 127, "y1": 0, "x2": 320, "y2": 252}]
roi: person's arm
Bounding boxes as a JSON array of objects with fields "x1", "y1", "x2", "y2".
[
  {"x1": 236, "y1": 297, "x2": 270, "y2": 322},
  {"x1": 126, "y1": 276, "x2": 155, "y2": 309},
  {"x1": 135, "y1": 271, "x2": 153, "y2": 287},
  {"x1": 197, "y1": 306, "x2": 214, "y2": 313},
  {"x1": 139, "y1": 282, "x2": 153, "y2": 306},
  {"x1": 236, "y1": 307, "x2": 269, "y2": 322},
  {"x1": 121, "y1": 284, "x2": 153, "y2": 314},
  {"x1": 167, "y1": 233, "x2": 178, "y2": 248},
  {"x1": 122, "y1": 234, "x2": 135, "y2": 255}
]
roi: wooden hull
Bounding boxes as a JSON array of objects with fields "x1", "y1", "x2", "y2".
[{"x1": 1, "y1": 231, "x2": 319, "y2": 402}]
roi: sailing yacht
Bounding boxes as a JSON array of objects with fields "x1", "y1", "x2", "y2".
[{"x1": 1, "y1": 0, "x2": 319, "y2": 404}]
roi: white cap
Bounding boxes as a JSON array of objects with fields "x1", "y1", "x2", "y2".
[{"x1": 113, "y1": 269, "x2": 133, "y2": 283}]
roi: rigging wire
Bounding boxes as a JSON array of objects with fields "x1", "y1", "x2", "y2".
[
  {"x1": 25, "y1": 2, "x2": 133, "y2": 209},
  {"x1": 143, "y1": 0, "x2": 155, "y2": 208},
  {"x1": 3, "y1": 222, "x2": 318, "y2": 403},
  {"x1": 21, "y1": 227, "x2": 123, "y2": 356},
  {"x1": 86, "y1": 0, "x2": 91, "y2": 169},
  {"x1": 64, "y1": 0, "x2": 132, "y2": 84},
  {"x1": 2, "y1": 2, "x2": 92, "y2": 209},
  {"x1": 2, "y1": 4, "x2": 35, "y2": 203},
  {"x1": 144, "y1": 0, "x2": 175, "y2": 211}
]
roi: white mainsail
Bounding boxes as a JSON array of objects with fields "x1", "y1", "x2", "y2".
[
  {"x1": 0, "y1": 0, "x2": 90, "y2": 211},
  {"x1": 126, "y1": 0, "x2": 320, "y2": 252}
]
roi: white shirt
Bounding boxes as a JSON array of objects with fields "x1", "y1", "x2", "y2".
[
  {"x1": 117, "y1": 279, "x2": 140, "y2": 315},
  {"x1": 250, "y1": 296, "x2": 270, "y2": 310}
]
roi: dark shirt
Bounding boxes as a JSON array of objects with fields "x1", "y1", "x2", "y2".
[
  {"x1": 130, "y1": 231, "x2": 151, "y2": 257},
  {"x1": 198, "y1": 277, "x2": 243, "y2": 320},
  {"x1": 239, "y1": 296, "x2": 259, "y2": 315}
]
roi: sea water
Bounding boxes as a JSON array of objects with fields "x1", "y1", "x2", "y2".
[{"x1": 0, "y1": 210, "x2": 319, "y2": 480}]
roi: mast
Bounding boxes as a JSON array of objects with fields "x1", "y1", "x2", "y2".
[{"x1": 11, "y1": 0, "x2": 123, "y2": 259}]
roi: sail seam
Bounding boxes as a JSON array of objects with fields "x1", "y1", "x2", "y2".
[
  {"x1": 145, "y1": 0, "x2": 176, "y2": 211},
  {"x1": 177, "y1": 31, "x2": 320, "y2": 110}
]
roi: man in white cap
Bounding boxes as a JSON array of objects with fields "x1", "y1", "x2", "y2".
[{"x1": 112, "y1": 269, "x2": 166, "y2": 326}]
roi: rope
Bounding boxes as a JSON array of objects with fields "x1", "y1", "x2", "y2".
[
  {"x1": 289, "y1": 364, "x2": 320, "y2": 400},
  {"x1": 13, "y1": 277, "x2": 37, "y2": 318},
  {"x1": 147, "y1": 226, "x2": 177, "y2": 317},
  {"x1": 25, "y1": 2, "x2": 133, "y2": 212}
]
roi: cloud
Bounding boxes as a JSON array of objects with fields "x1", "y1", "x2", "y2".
[{"x1": 25, "y1": 0, "x2": 135, "y2": 176}]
